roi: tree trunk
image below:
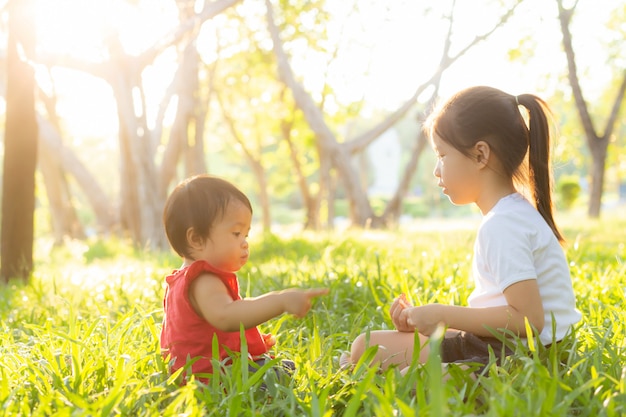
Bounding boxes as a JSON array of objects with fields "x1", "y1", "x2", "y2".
[
  {"x1": 184, "y1": 46, "x2": 208, "y2": 179},
  {"x1": 249, "y1": 159, "x2": 272, "y2": 233},
  {"x1": 282, "y1": 119, "x2": 320, "y2": 230},
  {"x1": 109, "y1": 55, "x2": 163, "y2": 248},
  {"x1": 588, "y1": 143, "x2": 607, "y2": 217},
  {"x1": 266, "y1": 0, "x2": 519, "y2": 228},
  {"x1": 215, "y1": 88, "x2": 273, "y2": 232},
  {"x1": 38, "y1": 140, "x2": 85, "y2": 244},
  {"x1": 325, "y1": 165, "x2": 336, "y2": 229},
  {"x1": 160, "y1": 31, "x2": 207, "y2": 199},
  {"x1": 37, "y1": 91, "x2": 87, "y2": 242},
  {"x1": 265, "y1": 0, "x2": 376, "y2": 227},
  {"x1": 383, "y1": 130, "x2": 429, "y2": 222},
  {"x1": 381, "y1": 82, "x2": 441, "y2": 224},
  {"x1": 1, "y1": 0, "x2": 38, "y2": 282},
  {"x1": 557, "y1": 0, "x2": 626, "y2": 218},
  {"x1": 37, "y1": 116, "x2": 114, "y2": 234},
  {"x1": 32, "y1": 0, "x2": 241, "y2": 249}
]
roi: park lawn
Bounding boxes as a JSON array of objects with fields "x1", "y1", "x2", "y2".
[{"x1": 0, "y1": 212, "x2": 624, "y2": 416}]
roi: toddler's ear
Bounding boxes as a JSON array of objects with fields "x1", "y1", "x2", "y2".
[{"x1": 186, "y1": 227, "x2": 205, "y2": 249}]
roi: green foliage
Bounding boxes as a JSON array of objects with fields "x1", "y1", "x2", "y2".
[
  {"x1": 333, "y1": 196, "x2": 477, "y2": 219},
  {"x1": 557, "y1": 175, "x2": 582, "y2": 210},
  {"x1": 82, "y1": 237, "x2": 140, "y2": 263},
  {"x1": 1, "y1": 212, "x2": 625, "y2": 415}
]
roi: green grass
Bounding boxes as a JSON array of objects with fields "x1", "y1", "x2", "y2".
[{"x1": 1, "y1": 212, "x2": 625, "y2": 416}]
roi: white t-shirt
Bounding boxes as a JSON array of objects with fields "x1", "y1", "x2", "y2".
[{"x1": 468, "y1": 193, "x2": 582, "y2": 345}]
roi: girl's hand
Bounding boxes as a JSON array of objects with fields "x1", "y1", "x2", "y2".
[
  {"x1": 390, "y1": 294, "x2": 414, "y2": 332},
  {"x1": 401, "y1": 303, "x2": 445, "y2": 336}
]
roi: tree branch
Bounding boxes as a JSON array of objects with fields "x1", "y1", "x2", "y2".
[
  {"x1": 556, "y1": 0, "x2": 597, "y2": 141},
  {"x1": 343, "y1": 0, "x2": 523, "y2": 155},
  {"x1": 602, "y1": 70, "x2": 626, "y2": 139}
]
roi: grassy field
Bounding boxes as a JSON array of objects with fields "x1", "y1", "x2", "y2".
[{"x1": 1, "y1": 211, "x2": 625, "y2": 416}]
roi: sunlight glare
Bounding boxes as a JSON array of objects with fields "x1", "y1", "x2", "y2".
[
  {"x1": 33, "y1": 0, "x2": 109, "y2": 60},
  {"x1": 43, "y1": 68, "x2": 118, "y2": 139},
  {"x1": 33, "y1": 0, "x2": 179, "y2": 58},
  {"x1": 21, "y1": 0, "x2": 623, "y2": 144},
  {"x1": 28, "y1": 0, "x2": 189, "y2": 140}
]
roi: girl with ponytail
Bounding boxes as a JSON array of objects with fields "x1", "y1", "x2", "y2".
[{"x1": 343, "y1": 86, "x2": 581, "y2": 375}]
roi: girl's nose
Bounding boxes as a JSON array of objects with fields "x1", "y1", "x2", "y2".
[{"x1": 433, "y1": 161, "x2": 441, "y2": 178}]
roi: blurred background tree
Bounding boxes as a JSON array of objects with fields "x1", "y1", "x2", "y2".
[
  {"x1": 556, "y1": 0, "x2": 626, "y2": 218},
  {"x1": 1, "y1": 0, "x2": 38, "y2": 282},
  {"x1": 0, "y1": 0, "x2": 624, "y2": 281}
]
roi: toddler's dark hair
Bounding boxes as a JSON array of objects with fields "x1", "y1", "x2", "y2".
[{"x1": 163, "y1": 175, "x2": 252, "y2": 258}]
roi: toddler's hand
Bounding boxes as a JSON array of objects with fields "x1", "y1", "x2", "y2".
[
  {"x1": 282, "y1": 288, "x2": 329, "y2": 318},
  {"x1": 263, "y1": 333, "x2": 276, "y2": 348}
]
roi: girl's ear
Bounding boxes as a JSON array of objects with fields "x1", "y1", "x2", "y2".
[
  {"x1": 474, "y1": 141, "x2": 490, "y2": 168},
  {"x1": 186, "y1": 227, "x2": 205, "y2": 250}
]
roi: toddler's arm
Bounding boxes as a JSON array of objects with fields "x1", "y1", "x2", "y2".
[{"x1": 189, "y1": 273, "x2": 329, "y2": 332}]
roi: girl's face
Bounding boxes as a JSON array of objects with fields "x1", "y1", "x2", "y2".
[
  {"x1": 196, "y1": 199, "x2": 252, "y2": 272},
  {"x1": 432, "y1": 135, "x2": 481, "y2": 206}
]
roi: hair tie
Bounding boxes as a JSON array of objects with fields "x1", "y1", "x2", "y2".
[{"x1": 515, "y1": 95, "x2": 520, "y2": 105}]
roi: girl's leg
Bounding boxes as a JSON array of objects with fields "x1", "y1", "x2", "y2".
[{"x1": 348, "y1": 330, "x2": 431, "y2": 370}]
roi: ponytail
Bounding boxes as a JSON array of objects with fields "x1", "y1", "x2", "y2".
[{"x1": 516, "y1": 94, "x2": 564, "y2": 243}]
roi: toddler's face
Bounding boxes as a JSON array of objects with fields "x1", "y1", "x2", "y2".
[{"x1": 199, "y1": 199, "x2": 252, "y2": 272}]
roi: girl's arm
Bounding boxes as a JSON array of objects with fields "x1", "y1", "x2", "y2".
[
  {"x1": 189, "y1": 273, "x2": 329, "y2": 332},
  {"x1": 402, "y1": 279, "x2": 545, "y2": 337}
]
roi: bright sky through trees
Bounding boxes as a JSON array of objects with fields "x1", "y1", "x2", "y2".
[{"x1": 22, "y1": 0, "x2": 619, "y2": 140}]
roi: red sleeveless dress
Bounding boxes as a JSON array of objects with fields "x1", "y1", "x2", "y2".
[{"x1": 160, "y1": 260, "x2": 269, "y2": 377}]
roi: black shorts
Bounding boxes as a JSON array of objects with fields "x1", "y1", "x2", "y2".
[
  {"x1": 440, "y1": 330, "x2": 514, "y2": 371},
  {"x1": 249, "y1": 357, "x2": 295, "y2": 389},
  {"x1": 250, "y1": 357, "x2": 296, "y2": 375}
]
